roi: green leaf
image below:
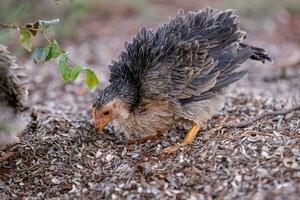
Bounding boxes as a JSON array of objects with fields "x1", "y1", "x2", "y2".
[
  {"x1": 39, "y1": 19, "x2": 60, "y2": 30},
  {"x1": 70, "y1": 65, "x2": 84, "y2": 81},
  {"x1": 85, "y1": 69, "x2": 99, "y2": 90},
  {"x1": 46, "y1": 39, "x2": 64, "y2": 61},
  {"x1": 59, "y1": 55, "x2": 71, "y2": 81},
  {"x1": 25, "y1": 19, "x2": 60, "y2": 35},
  {"x1": 19, "y1": 28, "x2": 32, "y2": 52},
  {"x1": 32, "y1": 45, "x2": 50, "y2": 63}
]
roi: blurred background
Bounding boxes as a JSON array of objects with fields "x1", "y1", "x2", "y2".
[
  {"x1": 1, "y1": 0, "x2": 300, "y2": 49},
  {"x1": 1, "y1": 2, "x2": 299, "y2": 198},
  {"x1": 0, "y1": 0, "x2": 299, "y2": 103}
]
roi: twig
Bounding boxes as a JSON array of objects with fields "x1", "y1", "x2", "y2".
[
  {"x1": 223, "y1": 105, "x2": 300, "y2": 128},
  {"x1": 42, "y1": 32, "x2": 51, "y2": 44},
  {"x1": 0, "y1": 22, "x2": 18, "y2": 29}
]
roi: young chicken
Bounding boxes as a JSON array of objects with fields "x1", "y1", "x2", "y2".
[
  {"x1": 92, "y1": 8, "x2": 271, "y2": 153},
  {"x1": 0, "y1": 44, "x2": 29, "y2": 161}
]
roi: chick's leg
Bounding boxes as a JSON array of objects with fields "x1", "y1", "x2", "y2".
[
  {"x1": 182, "y1": 123, "x2": 201, "y2": 145},
  {"x1": 162, "y1": 123, "x2": 201, "y2": 154}
]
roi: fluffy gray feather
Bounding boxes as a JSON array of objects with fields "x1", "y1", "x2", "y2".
[
  {"x1": 96, "y1": 8, "x2": 271, "y2": 112},
  {"x1": 0, "y1": 45, "x2": 29, "y2": 147}
]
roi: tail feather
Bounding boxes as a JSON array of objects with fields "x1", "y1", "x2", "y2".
[{"x1": 240, "y1": 43, "x2": 272, "y2": 63}]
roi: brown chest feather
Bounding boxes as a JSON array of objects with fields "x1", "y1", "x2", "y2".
[{"x1": 112, "y1": 100, "x2": 174, "y2": 138}]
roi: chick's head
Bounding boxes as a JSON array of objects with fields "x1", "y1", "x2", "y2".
[{"x1": 92, "y1": 81, "x2": 139, "y2": 132}]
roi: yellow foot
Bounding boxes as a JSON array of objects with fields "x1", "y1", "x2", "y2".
[
  {"x1": 162, "y1": 123, "x2": 201, "y2": 154},
  {"x1": 0, "y1": 151, "x2": 15, "y2": 163}
]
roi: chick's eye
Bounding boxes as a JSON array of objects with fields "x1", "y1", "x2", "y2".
[{"x1": 103, "y1": 111, "x2": 110, "y2": 116}]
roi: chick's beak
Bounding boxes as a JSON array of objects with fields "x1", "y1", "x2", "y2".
[{"x1": 92, "y1": 107, "x2": 111, "y2": 133}]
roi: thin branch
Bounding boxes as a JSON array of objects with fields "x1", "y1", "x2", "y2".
[
  {"x1": 68, "y1": 58, "x2": 79, "y2": 66},
  {"x1": 42, "y1": 32, "x2": 51, "y2": 44},
  {"x1": 0, "y1": 22, "x2": 18, "y2": 29},
  {"x1": 223, "y1": 105, "x2": 300, "y2": 128}
]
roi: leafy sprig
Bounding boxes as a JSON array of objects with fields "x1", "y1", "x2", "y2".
[{"x1": 0, "y1": 19, "x2": 99, "y2": 90}]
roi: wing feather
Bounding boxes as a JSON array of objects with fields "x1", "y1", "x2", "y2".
[{"x1": 108, "y1": 8, "x2": 271, "y2": 109}]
